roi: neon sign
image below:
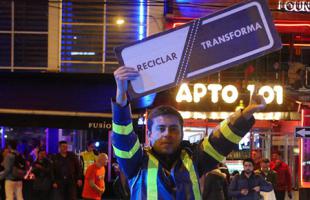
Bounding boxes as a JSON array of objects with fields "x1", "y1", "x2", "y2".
[
  {"x1": 278, "y1": 1, "x2": 310, "y2": 12},
  {"x1": 176, "y1": 83, "x2": 283, "y2": 104}
]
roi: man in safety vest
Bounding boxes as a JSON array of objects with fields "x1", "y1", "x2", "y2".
[
  {"x1": 112, "y1": 66, "x2": 266, "y2": 199},
  {"x1": 81, "y1": 141, "x2": 98, "y2": 175}
]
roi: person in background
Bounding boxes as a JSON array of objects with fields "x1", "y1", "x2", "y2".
[
  {"x1": 52, "y1": 141, "x2": 83, "y2": 200},
  {"x1": 0, "y1": 146, "x2": 10, "y2": 199},
  {"x1": 219, "y1": 162, "x2": 231, "y2": 184},
  {"x1": 112, "y1": 163, "x2": 130, "y2": 200},
  {"x1": 255, "y1": 158, "x2": 277, "y2": 190},
  {"x1": 270, "y1": 152, "x2": 292, "y2": 200},
  {"x1": 29, "y1": 145, "x2": 39, "y2": 163},
  {"x1": 201, "y1": 163, "x2": 228, "y2": 200},
  {"x1": 0, "y1": 140, "x2": 25, "y2": 200},
  {"x1": 79, "y1": 141, "x2": 98, "y2": 200},
  {"x1": 80, "y1": 141, "x2": 98, "y2": 175},
  {"x1": 230, "y1": 170, "x2": 240, "y2": 183},
  {"x1": 251, "y1": 150, "x2": 262, "y2": 170},
  {"x1": 32, "y1": 148, "x2": 52, "y2": 200},
  {"x1": 228, "y1": 158, "x2": 273, "y2": 200},
  {"x1": 82, "y1": 153, "x2": 108, "y2": 200}
]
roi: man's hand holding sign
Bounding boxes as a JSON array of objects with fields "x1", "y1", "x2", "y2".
[{"x1": 112, "y1": 0, "x2": 274, "y2": 199}]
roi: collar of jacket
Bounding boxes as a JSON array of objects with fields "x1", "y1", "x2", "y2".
[
  {"x1": 149, "y1": 148, "x2": 181, "y2": 170},
  {"x1": 210, "y1": 168, "x2": 227, "y2": 178},
  {"x1": 241, "y1": 171, "x2": 255, "y2": 179}
]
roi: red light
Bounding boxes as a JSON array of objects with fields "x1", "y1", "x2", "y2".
[
  {"x1": 282, "y1": 43, "x2": 310, "y2": 47},
  {"x1": 275, "y1": 23, "x2": 310, "y2": 28},
  {"x1": 173, "y1": 22, "x2": 186, "y2": 28}
]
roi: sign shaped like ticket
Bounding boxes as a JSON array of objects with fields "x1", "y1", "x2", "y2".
[{"x1": 115, "y1": 0, "x2": 282, "y2": 99}]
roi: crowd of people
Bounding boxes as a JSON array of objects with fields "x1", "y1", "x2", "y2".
[
  {"x1": 201, "y1": 156, "x2": 292, "y2": 200},
  {"x1": 0, "y1": 139, "x2": 294, "y2": 200},
  {"x1": 0, "y1": 66, "x2": 294, "y2": 200},
  {"x1": 0, "y1": 140, "x2": 113, "y2": 200}
]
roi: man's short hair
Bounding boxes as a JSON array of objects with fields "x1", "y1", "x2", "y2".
[
  {"x1": 147, "y1": 105, "x2": 183, "y2": 132},
  {"x1": 59, "y1": 140, "x2": 67, "y2": 145},
  {"x1": 232, "y1": 170, "x2": 240, "y2": 176},
  {"x1": 243, "y1": 158, "x2": 255, "y2": 165},
  {"x1": 261, "y1": 158, "x2": 270, "y2": 163},
  {"x1": 87, "y1": 140, "x2": 94, "y2": 147}
]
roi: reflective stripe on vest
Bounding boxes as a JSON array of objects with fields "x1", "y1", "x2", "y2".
[
  {"x1": 146, "y1": 151, "x2": 201, "y2": 200},
  {"x1": 202, "y1": 138, "x2": 225, "y2": 162},
  {"x1": 81, "y1": 151, "x2": 97, "y2": 174},
  {"x1": 181, "y1": 150, "x2": 201, "y2": 200},
  {"x1": 220, "y1": 120, "x2": 242, "y2": 144},
  {"x1": 112, "y1": 122, "x2": 133, "y2": 135},
  {"x1": 147, "y1": 152, "x2": 158, "y2": 200},
  {"x1": 113, "y1": 139, "x2": 140, "y2": 159}
]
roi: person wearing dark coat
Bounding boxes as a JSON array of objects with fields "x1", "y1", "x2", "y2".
[
  {"x1": 202, "y1": 164, "x2": 228, "y2": 200},
  {"x1": 229, "y1": 158, "x2": 273, "y2": 200},
  {"x1": 51, "y1": 141, "x2": 83, "y2": 200},
  {"x1": 255, "y1": 158, "x2": 277, "y2": 190},
  {"x1": 32, "y1": 148, "x2": 53, "y2": 200}
]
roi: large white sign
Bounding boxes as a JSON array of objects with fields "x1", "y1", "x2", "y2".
[{"x1": 115, "y1": 0, "x2": 282, "y2": 98}]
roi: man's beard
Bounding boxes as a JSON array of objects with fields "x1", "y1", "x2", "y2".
[{"x1": 245, "y1": 170, "x2": 252, "y2": 175}]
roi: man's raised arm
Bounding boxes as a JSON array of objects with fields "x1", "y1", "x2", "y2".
[
  {"x1": 197, "y1": 95, "x2": 266, "y2": 175},
  {"x1": 112, "y1": 66, "x2": 143, "y2": 179}
]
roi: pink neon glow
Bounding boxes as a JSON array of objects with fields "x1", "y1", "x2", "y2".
[
  {"x1": 282, "y1": 43, "x2": 310, "y2": 47},
  {"x1": 275, "y1": 23, "x2": 310, "y2": 28},
  {"x1": 300, "y1": 109, "x2": 310, "y2": 188},
  {"x1": 172, "y1": 22, "x2": 310, "y2": 28}
]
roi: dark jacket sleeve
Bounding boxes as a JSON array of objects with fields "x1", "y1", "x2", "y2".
[
  {"x1": 285, "y1": 166, "x2": 292, "y2": 191},
  {"x1": 202, "y1": 174, "x2": 212, "y2": 198},
  {"x1": 223, "y1": 178, "x2": 229, "y2": 200},
  {"x1": 258, "y1": 175, "x2": 273, "y2": 192},
  {"x1": 32, "y1": 161, "x2": 49, "y2": 176},
  {"x1": 111, "y1": 101, "x2": 143, "y2": 179},
  {"x1": 271, "y1": 171, "x2": 277, "y2": 190},
  {"x1": 228, "y1": 175, "x2": 241, "y2": 198},
  {"x1": 74, "y1": 153, "x2": 83, "y2": 180},
  {"x1": 51, "y1": 155, "x2": 58, "y2": 184},
  {"x1": 197, "y1": 110, "x2": 255, "y2": 175}
]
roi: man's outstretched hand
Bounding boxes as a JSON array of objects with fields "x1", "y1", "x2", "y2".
[
  {"x1": 243, "y1": 95, "x2": 266, "y2": 120},
  {"x1": 114, "y1": 66, "x2": 139, "y2": 106}
]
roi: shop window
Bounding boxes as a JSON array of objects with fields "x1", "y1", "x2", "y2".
[
  {"x1": 14, "y1": 0, "x2": 48, "y2": 32},
  {"x1": 61, "y1": 0, "x2": 147, "y2": 73},
  {"x1": 0, "y1": 0, "x2": 48, "y2": 71},
  {"x1": 0, "y1": 1, "x2": 11, "y2": 31},
  {"x1": 183, "y1": 127, "x2": 206, "y2": 143},
  {"x1": 0, "y1": 34, "x2": 11, "y2": 67},
  {"x1": 14, "y1": 34, "x2": 47, "y2": 67}
]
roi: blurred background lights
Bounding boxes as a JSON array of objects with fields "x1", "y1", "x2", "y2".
[
  {"x1": 95, "y1": 141, "x2": 100, "y2": 147},
  {"x1": 116, "y1": 18, "x2": 125, "y2": 25}
]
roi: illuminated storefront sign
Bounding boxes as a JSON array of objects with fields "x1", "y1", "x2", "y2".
[
  {"x1": 88, "y1": 121, "x2": 112, "y2": 129},
  {"x1": 278, "y1": 1, "x2": 310, "y2": 12},
  {"x1": 176, "y1": 83, "x2": 283, "y2": 104}
]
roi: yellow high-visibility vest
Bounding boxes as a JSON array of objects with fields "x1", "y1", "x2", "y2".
[{"x1": 81, "y1": 151, "x2": 97, "y2": 174}]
